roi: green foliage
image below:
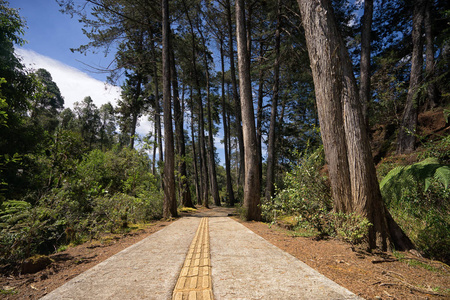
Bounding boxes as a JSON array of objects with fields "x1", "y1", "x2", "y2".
[
  {"x1": 0, "y1": 200, "x2": 64, "y2": 264},
  {"x1": 380, "y1": 158, "x2": 450, "y2": 263},
  {"x1": 419, "y1": 135, "x2": 450, "y2": 165},
  {"x1": 261, "y1": 146, "x2": 332, "y2": 235},
  {"x1": 380, "y1": 157, "x2": 450, "y2": 206},
  {"x1": 0, "y1": 147, "x2": 163, "y2": 265},
  {"x1": 330, "y1": 212, "x2": 372, "y2": 245}
]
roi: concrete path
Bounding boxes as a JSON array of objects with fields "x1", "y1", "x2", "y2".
[{"x1": 41, "y1": 207, "x2": 362, "y2": 299}]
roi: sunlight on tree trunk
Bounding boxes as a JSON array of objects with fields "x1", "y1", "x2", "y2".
[
  {"x1": 236, "y1": 0, "x2": 261, "y2": 221},
  {"x1": 298, "y1": 0, "x2": 413, "y2": 251}
]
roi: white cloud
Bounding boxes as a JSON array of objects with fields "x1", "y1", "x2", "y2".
[
  {"x1": 15, "y1": 48, "x2": 121, "y2": 109},
  {"x1": 14, "y1": 48, "x2": 153, "y2": 135}
]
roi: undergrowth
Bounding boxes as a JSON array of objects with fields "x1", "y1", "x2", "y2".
[
  {"x1": 261, "y1": 147, "x2": 372, "y2": 245},
  {"x1": 0, "y1": 147, "x2": 163, "y2": 267},
  {"x1": 379, "y1": 137, "x2": 450, "y2": 263}
]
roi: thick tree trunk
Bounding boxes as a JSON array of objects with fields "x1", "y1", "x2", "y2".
[
  {"x1": 298, "y1": 0, "x2": 413, "y2": 251},
  {"x1": 297, "y1": 0, "x2": 352, "y2": 214},
  {"x1": 359, "y1": 0, "x2": 373, "y2": 127},
  {"x1": 162, "y1": 0, "x2": 177, "y2": 219},
  {"x1": 424, "y1": 0, "x2": 437, "y2": 111},
  {"x1": 220, "y1": 39, "x2": 236, "y2": 207},
  {"x1": 397, "y1": 0, "x2": 425, "y2": 154},
  {"x1": 226, "y1": 0, "x2": 245, "y2": 191},
  {"x1": 170, "y1": 45, "x2": 194, "y2": 208},
  {"x1": 265, "y1": 0, "x2": 281, "y2": 203},
  {"x1": 236, "y1": 0, "x2": 261, "y2": 221}
]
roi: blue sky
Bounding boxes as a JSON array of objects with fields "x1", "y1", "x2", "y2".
[
  {"x1": 11, "y1": 0, "x2": 226, "y2": 162},
  {"x1": 11, "y1": 0, "x2": 157, "y2": 135},
  {"x1": 14, "y1": 0, "x2": 112, "y2": 82}
]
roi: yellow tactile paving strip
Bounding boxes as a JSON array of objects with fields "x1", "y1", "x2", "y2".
[{"x1": 172, "y1": 218, "x2": 214, "y2": 300}]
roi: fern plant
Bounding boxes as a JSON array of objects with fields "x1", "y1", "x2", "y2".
[
  {"x1": 380, "y1": 157, "x2": 450, "y2": 206},
  {"x1": 380, "y1": 158, "x2": 450, "y2": 262}
]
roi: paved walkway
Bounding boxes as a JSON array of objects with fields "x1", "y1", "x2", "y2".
[{"x1": 41, "y1": 207, "x2": 362, "y2": 299}]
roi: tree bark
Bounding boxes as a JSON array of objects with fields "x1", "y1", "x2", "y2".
[
  {"x1": 256, "y1": 40, "x2": 264, "y2": 188},
  {"x1": 221, "y1": 39, "x2": 236, "y2": 206},
  {"x1": 236, "y1": 0, "x2": 261, "y2": 221},
  {"x1": 162, "y1": 0, "x2": 177, "y2": 219},
  {"x1": 397, "y1": 0, "x2": 426, "y2": 154},
  {"x1": 265, "y1": 0, "x2": 281, "y2": 203},
  {"x1": 198, "y1": 28, "x2": 221, "y2": 207},
  {"x1": 359, "y1": 0, "x2": 373, "y2": 127},
  {"x1": 190, "y1": 85, "x2": 201, "y2": 206},
  {"x1": 129, "y1": 74, "x2": 142, "y2": 150},
  {"x1": 150, "y1": 27, "x2": 163, "y2": 168},
  {"x1": 424, "y1": 0, "x2": 437, "y2": 111},
  {"x1": 297, "y1": 0, "x2": 352, "y2": 214},
  {"x1": 298, "y1": 0, "x2": 413, "y2": 251},
  {"x1": 182, "y1": 0, "x2": 209, "y2": 207},
  {"x1": 170, "y1": 44, "x2": 194, "y2": 208},
  {"x1": 152, "y1": 119, "x2": 157, "y2": 175},
  {"x1": 226, "y1": 0, "x2": 245, "y2": 191}
]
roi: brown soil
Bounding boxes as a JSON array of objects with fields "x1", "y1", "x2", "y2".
[
  {"x1": 1, "y1": 213, "x2": 449, "y2": 300},
  {"x1": 240, "y1": 220, "x2": 450, "y2": 300}
]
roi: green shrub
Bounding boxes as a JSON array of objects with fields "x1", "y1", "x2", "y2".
[
  {"x1": 380, "y1": 158, "x2": 450, "y2": 263},
  {"x1": 331, "y1": 212, "x2": 372, "y2": 245},
  {"x1": 91, "y1": 192, "x2": 163, "y2": 233},
  {"x1": 0, "y1": 146, "x2": 163, "y2": 265},
  {"x1": 419, "y1": 135, "x2": 450, "y2": 164},
  {"x1": 380, "y1": 157, "x2": 450, "y2": 206},
  {"x1": 0, "y1": 200, "x2": 65, "y2": 264},
  {"x1": 261, "y1": 146, "x2": 333, "y2": 235}
]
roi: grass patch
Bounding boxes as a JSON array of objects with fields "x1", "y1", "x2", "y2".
[
  {"x1": 57, "y1": 245, "x2": 68, "y2": 252},
  {"x1": 404, "y1": 259, "x2": 442, "y2": 273},
  {"x1": 178, "y1": 207, "x2": 198, "y2": 213},
  {"x1": 393, "y1": 251, "x2": 446, "y2": 274},
  {"x1": 268, "y1": 219, "x2": 319, "y2": 238},
  {"x1": 0, "y1": 287, "x2": 18, "y2": 295}
]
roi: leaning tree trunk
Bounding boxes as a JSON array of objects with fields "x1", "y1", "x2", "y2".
[
  {"x1": 265, "y1": 0, "x2": 281, "y2": 203},
  {"x1": 298, "y1": 0, "x2": 413, "y2": 251},
  {"x1": 397, "y1": 0, "x2": 426, "y2": 154},
  {"x1": 359, "y1": 0, "x2": 373, "y2": 127},
  {"x1": 162, "y1": 0, "x2": 177, "y2": 219},
  {"x1": 236, "y1": 0, "x2": 261, "y2": 221}
]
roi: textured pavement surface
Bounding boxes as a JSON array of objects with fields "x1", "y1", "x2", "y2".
[{"x1": 41, "y1": 207, "x2": 362, "y2": 299}]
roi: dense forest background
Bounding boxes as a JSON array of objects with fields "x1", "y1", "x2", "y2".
[{"x1": 1, "y1": 0, "x2": 449, "y2": 268}]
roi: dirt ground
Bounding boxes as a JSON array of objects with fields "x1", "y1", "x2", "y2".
[
  {"x1": 1, "y1": 212, "x2": 449, "y2": 300},
  {"x1": 240, "y1": 220, "x2": 450, "y2": 300}
]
